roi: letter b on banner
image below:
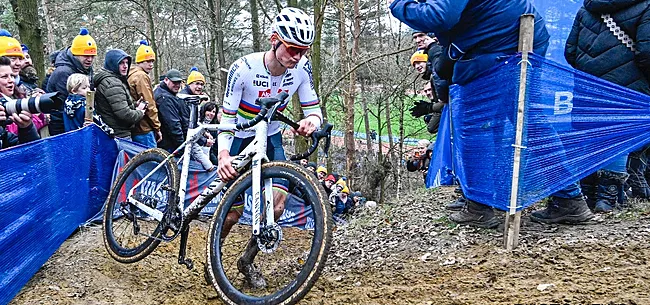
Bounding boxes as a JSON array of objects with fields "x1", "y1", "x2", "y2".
[{"x1": 554, "y1": 91, "x2": 573, "y2": 115}]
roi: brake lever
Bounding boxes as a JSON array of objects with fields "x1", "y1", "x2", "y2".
[{"x1": 313, "y1": 123, "x2": 333, "y2": 157}]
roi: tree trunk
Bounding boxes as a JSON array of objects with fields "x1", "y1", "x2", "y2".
[
  {"x1": 10, "y1": 0, "x2": 45, "y2": 80},
  {"x1": 250, "y1": 0, "x2": 261, "y2": 52},
  {"x1": 206, "y1": 0, "x2": 226, "y2": 90},
  {"x1": 397, "y1": 95, "x2": 405, "y2": 195},
  {"x1": 144, "y1": 0, "x2": 159, "y2": 82},
  {"x1": 312, "y1": 0, "x2": 324, "y2": 107},
  {"x1": 41, "y1": 0, "x2": 55, "y2": 53},
  {"x1": 343, "y1": 0, "x2": 360, "y2": 185},
  {"x1": 361, "y1": 80, "x2": 372, "y2": 153},
  {"x1": 385, "y1": 96, "x2": 394, "y2": 163},
  {"x1": 285, "y1": 0, "x2": 309, "y2": 159}
]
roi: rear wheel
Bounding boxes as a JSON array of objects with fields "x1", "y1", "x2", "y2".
[
  {"x1": 206, "y1": 161, "x2": 332, "y2": 305},
  {"x1": 102, "y1": 148, "x2": 179, "y2": 263}
]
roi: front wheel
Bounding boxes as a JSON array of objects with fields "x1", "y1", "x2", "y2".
[
  {"x1": 206, "y1": 161, "x2": 332, "y2": 305},
  {"x1": 102, "y1": 148, "x2": 180, "y2": 263}
]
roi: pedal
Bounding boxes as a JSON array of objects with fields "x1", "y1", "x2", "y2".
[{"x1": 179, "y1": 258, "x2": 193, "y2": 270}]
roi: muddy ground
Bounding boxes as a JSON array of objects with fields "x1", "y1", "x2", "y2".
[{"x1": 10, "y1": 186, "x2": 650, "y2": 305}]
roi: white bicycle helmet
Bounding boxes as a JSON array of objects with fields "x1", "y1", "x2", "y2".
[{"x1": 273, "y1": 7, "x2": 314, "y2": 47}]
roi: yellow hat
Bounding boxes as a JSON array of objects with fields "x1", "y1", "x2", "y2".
[
  {"x1": 187, "y1": 67, "x2": 205, "y2": 85},
  {"x1": 336, "y1": 179, "x2": 347, "y2": 188},
  {"x1": 135, "y1": 40, "x2": 155, "y2": 63},
  {"x1": 70, "y1": 28, "x2": 97, "y2": 56},
  {"x1": 410, "y1": 50, "x2": 427, "y2": 66},
  {"x1": 0, "y1": 30, "x2": 24, "y2": 58},
  {"x1": 341, "y1": 186, "x2": 349, "y2": 194},
  {"x1": 316, "y1": 166, "x2": 327, "y2": 174}
]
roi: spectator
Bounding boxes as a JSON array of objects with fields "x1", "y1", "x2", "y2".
[
  {"x1": 299, "y1": 158, "x2": 308, "y2": 167},
  {"x1": 179, "y1": 67, "x2": 205, "y2": 123},
  {"x1": 390, "y1": 0, "x2": 594, "y2": 228},
  {"x1": 323, "y1": 174, "x2": 336, "y2": 196},
  {"x1": 20, "y1": 44, "x2": 32, "y2": 66},
  {"x1": 18, "y1": 65, "x2": 39, "y2": 97},
  {"x1": 351, "y1": 191, "x2": 366, "y2": 211},
  {"x1": 93, "y1": 49, "x2": 145, "y2": 140},
  {"x1": 128, "y1": 40, "x2": 162, "y2": 148},
  {"x1": 410, "y1": 50, "x2": 428, "y2": 75},
  {"x1": 0, "y1": 31, "x2": 47, "y2": 136},
  {"x1": 199, "y1": 101, "x2": 219, "y2": 165},
  {"x1": 333, "y1": 185, "x2": 353, "y2": 217},
  {"x1": 47, "y1": 28, "x2": 97, "y2": 136},
  {"x1": 63, "y1": 73, "x2": 113, "y2": 135},
  {"x1": 41, "y1": 50, "x2": 60, "y2": 90},
  {"x1": 412, "y1": 30, "x2": 449, "y2": 103},
  {"x1": 155, "y1": 68, "x2": 214, "y2": 171},
  {"x1": 316, "y1": 166, "x2": 327, "y2": 181},
  {"x1": 406, "y1": 140, "x2": 432, "y2": 180},
  {"x1": 561, "y1": 0, "x2": 650, "y2": 213},
  {"x1": 0, "y1": 56, "x2": 39, "y2": 149},
  {"x1": 306, "y1": 162, "x2": 317, "y2": 174},
  {"x1": 155, "y1": 69, "x2": 185, "y2": 150},
  {"x1": 411, "y1": 81, "x2": 444, "y2": 134}
]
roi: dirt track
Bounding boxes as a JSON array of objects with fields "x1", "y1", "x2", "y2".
[{"x1": 10, "y1": 187, "x2": 650, "y2": 305}]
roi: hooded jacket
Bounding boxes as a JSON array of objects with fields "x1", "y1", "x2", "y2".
[
  {"x1": 565, "y1": 0, "x2": 650, "y2": 94},
  {"x1": 390, "y1": 0, "x2": 550, "y2": 85},
  {"x1": 93, "y1": 49, "x2": 143, "y2": 138},
  {"x1": 46, "y1": 47, "x2": 93, "y2": 135},
  {"x1": 128, "y1": 66, "x2": 161, "y2": 134}
]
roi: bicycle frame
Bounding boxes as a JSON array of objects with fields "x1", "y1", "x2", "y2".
[{"x1": 127, "y1": 103, "x2": 281, "y2": 237}]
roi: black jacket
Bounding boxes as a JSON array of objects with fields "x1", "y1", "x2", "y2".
[
  {"x1": 1, "y1": 124, "x2": 39, "y2": 149},
  {"x1": 46, "y1": 48, "x2": 93, "y2": 135},
  {"x1": 155, "y1": 82, "x2": 186, "y2": 150},
  {"x1": 565, "y1": 0, "x2": 650, "y2": 94},
  {"x1": 423, "y1": 42, "x2": 450, "y2": 103}
]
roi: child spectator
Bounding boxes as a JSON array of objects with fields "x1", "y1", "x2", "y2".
[{"x1": 62, "y1": 73, "x2": 113, "y2": 135}]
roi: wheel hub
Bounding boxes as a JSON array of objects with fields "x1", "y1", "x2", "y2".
[{"x1": 256, "y1": 223, "x2": 283, "y2": 253}]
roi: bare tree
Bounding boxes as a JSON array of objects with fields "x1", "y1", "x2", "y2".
[{"x1": 10, "y1": 0, "x2": 46, "y2": 79}]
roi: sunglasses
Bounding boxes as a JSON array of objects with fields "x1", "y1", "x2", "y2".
[{"x1": 276, "y1": 36, "x2": 310, "y2": 57}]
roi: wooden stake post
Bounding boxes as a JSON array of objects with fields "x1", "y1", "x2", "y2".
[
  {"x1": 85, "y1": 91, "x2": 95, "y2": 124},
  {"x1": 503, "y1": 14, "x2": 535, "y2": 250}
]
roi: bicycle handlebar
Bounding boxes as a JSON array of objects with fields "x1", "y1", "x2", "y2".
[
  {"x1": 234, "y1": 92, "x2": 289, "y2": 130},
  {"x1": 230, "y1": 91, "x2": 332, "y2": 159},
  {"x1": 273, "y1": 111, "x2": 333, "y2": 160}
]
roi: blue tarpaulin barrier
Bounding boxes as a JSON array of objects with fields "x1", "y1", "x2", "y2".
[
  {"x1": 451, "y1": 53, "x2": 650, "y2": 211},
  {"x1": 88, "y1": 139, "x2": 316, "y2": 229},
  {"x1": 425, "y1": 105, "x2": 454, "y2": 188},
  {"x1": 0, "y1": 125, "x2": 117, "y2": 305}
]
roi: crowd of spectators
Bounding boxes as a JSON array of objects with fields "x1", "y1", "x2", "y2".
[
  {"x1": 297, "y1": 158, "x2": 366, "y2": 223},
  {"x1": 0, "y1": 29, "x2": 217, "y2": 170},
  {"x1": 393, "y1": 0, "x2": 650, "y2": 228}
]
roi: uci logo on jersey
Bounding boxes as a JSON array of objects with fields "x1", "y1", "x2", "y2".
[{"x1": 253, "y1": 80, "x2": 269, "y2": 87}]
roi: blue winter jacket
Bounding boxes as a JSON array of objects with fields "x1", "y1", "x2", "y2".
[{"x1": 390, "y1": 0, "x2": 550, "y2": 85}]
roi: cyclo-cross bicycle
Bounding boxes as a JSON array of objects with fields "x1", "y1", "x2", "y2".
[{"x1": 102, "y1": 92, "x2": 334, "y2": 305}]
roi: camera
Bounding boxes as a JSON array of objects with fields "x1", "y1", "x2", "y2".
[
  {"x1": 0, "y1": 92, "x2": 59, "y2": 125},
  {"x1": 177, "y1": 94, "x2": 210, "y2": 105}
]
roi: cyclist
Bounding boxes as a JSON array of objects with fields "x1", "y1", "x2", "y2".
[{"x1": 216, "y1": 7, "x2": 322, "y2": 289}]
